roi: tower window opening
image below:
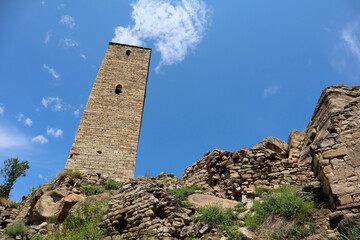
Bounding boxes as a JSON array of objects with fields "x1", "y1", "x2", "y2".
[
  {"x1": 115, "y1": 84, "x2": 122, "y2": 94},
  {"x1": 126, "y1": 50, "x2": 131, "y2": 56}
]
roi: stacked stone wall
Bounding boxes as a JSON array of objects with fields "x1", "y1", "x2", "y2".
[
  {"x1": 183, "y1": 133, "x2": 317, "y2": 201},
  {"x1": 300, "y1": 85, "x2": 360, "y2": 218}
]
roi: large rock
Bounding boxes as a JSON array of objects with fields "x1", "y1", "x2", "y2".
[
  {"x1": 187, "y1": 194, "x2": 238, "y2": 209},
  {"x1": 252, "y1": 137, "x2": 289, "y2": 158},
  {"x1": 31, "y1": 190, "x2": 85, "y2": 224}
]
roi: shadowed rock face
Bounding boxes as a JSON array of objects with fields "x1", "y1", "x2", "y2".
[{"x1": 300, "y1": 85, "x2": 360, "y2": 215}]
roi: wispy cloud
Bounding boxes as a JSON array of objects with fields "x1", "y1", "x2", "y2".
[
  {"x1": 42, "y1": 97, "x2": 71, "y2": 111},
  {"x1": 0, "y1": 104, "x2": 4, "y2": 115},
  {"x1": 46, "y1": 127, "x2": 63, "y2": 138},
  {"x1": 38, "y1": 174, "x2": 49, "y2": 181},
  {"x1": 0, "y1": 123, "x2": 28, "y2": 148},
  {"x1": 60, "y1": 15, "x2": 76, "y2": 29},
  {"x1": 44, "y1": 31, "x2": 51, "y2": 44},
  {"x1": 43, "y1": 64, "x2": 60, "y2": 79},
  {"x1": 41, "y1": 0, "x2": 47, "y2": 6},
  {"x1": 74, "y1": 109, "x2": 80, "y2": 117},
  {"x1": 112, "y1": 0, "x2": 211, "y2": 72},
  {"x1": 341, "y1": 21, "x2": 360, "y2": 62},
  {"x1": 32, "y1": 135, "x2": 48, "y2": 144},
  {"x1": 264, "y1": 86, "x2": 280, "y2": 96},
  {"x1": 61, "y1": 38, "x2": 79, "y2": 47},
  {"x1": 17, "y1": 113, "x2": 33, "y2": 127},
  {"x1": 80, "y1": 53, "x2": 86, "y2": 59}
]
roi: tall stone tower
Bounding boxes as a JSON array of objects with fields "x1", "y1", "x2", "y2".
[{"x1": 65, "y1": 42, "x2": 151, "y2": 181}]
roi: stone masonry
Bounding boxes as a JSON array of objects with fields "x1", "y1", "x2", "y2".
[
  {"x1": 65, "y1": 42, "x2": 151, "y2": 181},
  {"x1": 300, "y1": 85, "x2": 360, "y2": 217}
]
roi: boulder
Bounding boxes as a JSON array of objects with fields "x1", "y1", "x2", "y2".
[
  {"x1": 31, "y1": 190, "x2": 85, "y2": 224},
  {"x1": 252, "y1": 137, "x2": 289, "y2": 158},
  {"x1": 187, "y1": 194, "x2": 238, "y2": 209}
]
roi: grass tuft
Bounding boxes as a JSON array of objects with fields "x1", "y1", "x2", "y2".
[
  {"x1": 81, "y1": 184, "x2": 105, "y2": 196},
  {"x1": 103, "y1": 179, "x2": 122, "y2": 190},
  {"x1": 6, "y1": 221, "x2": 29, "y2": 238}
]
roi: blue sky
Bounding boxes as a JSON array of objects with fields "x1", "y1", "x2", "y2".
[{"x1": 0, "y1": 0, "x2": 360, "y2": 201}]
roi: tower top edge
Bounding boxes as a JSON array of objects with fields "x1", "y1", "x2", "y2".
[{"x1": 109, "y1": 42, "x2": 152, "y2": 51}]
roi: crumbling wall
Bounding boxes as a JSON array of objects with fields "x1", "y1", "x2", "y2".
[
  {"x1": 300, "y1": 85, "x2": 360, "y2": 217},
  {"x1": 183, "y1": 133, "x2": 317, "y2": 201}
]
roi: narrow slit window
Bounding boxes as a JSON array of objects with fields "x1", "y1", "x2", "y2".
[{"x1": 115, "y1": 84, "x2": 122, "y2": 94}]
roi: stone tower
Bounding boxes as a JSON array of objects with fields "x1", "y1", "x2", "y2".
[{"x1": 65, "y1": 42, "x2": 151, "y2": 181}]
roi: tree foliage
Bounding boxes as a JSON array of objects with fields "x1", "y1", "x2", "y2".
[{"x1": 0, "y1": 158, "x2": 30, "y2": 199}]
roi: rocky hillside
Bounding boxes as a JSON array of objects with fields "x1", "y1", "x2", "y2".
[{"x1": 1, "y1": 85, "x2": 360, "y2": 240}]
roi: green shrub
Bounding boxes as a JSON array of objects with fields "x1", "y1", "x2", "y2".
[
  {"x1": 245, "y1": 185, "x2": 313, "y2": 234},
  {"x1": 57, "y1": 169, "x2": 82, "y2": 180},
  {"x1": 6, "y1": 221, "x2": 29, "y2": 238},
  {"x1": 338, "y1": 224, "x2": 360, "y2": 240},
  {"x1": 255, "y1": 186, "x2": 265, "y2": 196},
  {"x1": 81, "y1": 184, "x2": 105, "y2": 196},
  {"x1": 195, "y1": 206, "x2": 242, "y2": 239},
  {"x1": 47, "y1": 198, "x2": 108, "y2": 240},
  {"x1": 103, "y1": 179, "x2": 122, "y2": 190}
]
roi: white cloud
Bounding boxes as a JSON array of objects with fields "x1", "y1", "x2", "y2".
[
  {"x1": 43, "y1": 64, "x2": 60, "y2": 79},
  {"x1": 61, "y1": 38, "x2": 79, "y2": 47},
  {"x1": 0, "y1": 104, "x2": 4, "y2": 115},
  {"x1": 264, "y1": 86, "x2": 280, "y2": 96},
  {"x1": 0, "y1": 123, "x2": 28, "y2": 148},
  {"x1": 32, "y1": 135, "x2": 48, "y2": 144},
  {"x1": 80, "y1": 53, "x2": 86, "y2": 59},
  {"x1": 74, "y1": 109, "x2": 80, "y2": 117},
  {"x1": 46, "y1": 127, "x2": 63, "y2": 138},
  {"x1": 41, "y1": 0, "x2": 47, "y2": 6},
  {"x1": 38, "y1": 174, "x2": 49, "y2": 181},
  {"x1": 24, "y1": 118, "x2": 33, "y2": 127},
  {"x1": 44, "y1": 31, "x2": 51, "y2": 44},
  {"x1": 341, "y1": 21, "x2": 360, "y2": 62},
  {"x1": 60, "y1": 15, "x2": 76, "y2": 29},
  {"x1": 112, "y1": 0, "x2": 211, "y2": 72},
  {"x1": 17, "y1": 113, "x2": 24, "y2": 122},
  {"x1": 42, "y1": 97, "x2": 70, "y2": 111},
  {"x1": 17, "y1": 113, "x2": 33, "y2": 127}
]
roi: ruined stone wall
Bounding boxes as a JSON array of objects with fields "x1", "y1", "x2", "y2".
[
  {"x1": 300, "y1": 85, "x2": 360, "y2": 216},
  {"x1": 183, "y1": 132, "x2": 317, "y2": 201},
  {"x1": 65, "y1": 43, "x2": 151, "y2": 181}
]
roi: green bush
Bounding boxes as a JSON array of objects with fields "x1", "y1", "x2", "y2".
[
  {"x1": 47, "y1": 198, "x2": 108, "y2": 240},
  {"x1": 169, "y1": 186, "x2": 205, "y2": 201},
  {"x1": 245, "y1": 185, "x2": 313, "y2": 233},
  {"x1": 6, "y1": 221, "x2": 29, "y2": 238},
  {"x1": 195, "y1": 206, "x2": 242, "y2": 239},
  {"x1": 81, "y1": 184, "x2": 105, "y2": 196},
  {"x1": 103, "y1": 179, "x2": 122, "y2": 190}
]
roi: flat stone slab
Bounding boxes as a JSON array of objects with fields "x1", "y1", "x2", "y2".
[{"x1": 187, "y1": 194, "x2": 239, "y2": 209}]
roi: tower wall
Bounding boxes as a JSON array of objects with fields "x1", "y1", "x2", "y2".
[{"x1": 65, "y1": 42, "x2": 151, "y2": 181}]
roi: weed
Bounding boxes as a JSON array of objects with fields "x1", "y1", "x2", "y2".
[
  {"x1": 169, "y1": 186, "x2": 205, "y2": 201},
  {"x1": 30, "y1": 236, "x2": 44, "y2": 240},
  {"x1": 46, "y1": 197, "x2": 109, "y2": 240},
  {"x1": 6, "y1": 221, "x2": 29, "y2": 238},
  {"x1": 81, "y1": 184, "x2": 105, "y2": 196},
  {"x1": 245, "y1": 185, "x2": 314, "y2": 238},
  {"x1": 195, "y1": 206, "x2": 242, "y2": 239},
  {"x1": 255, "y1": 186, "x2": 265, "y2": 196},
  {"x1": 103, "y1": 179, "x2": 122, "y2": 190},
  {"x1": 57, "y1": 169, "x2": 82, "y2": 180},
  {"x1": 29, "y1": 184, "x2": 42, "y2": 193},
  {"x1": 338, "y1": 223, "x2": 360, "y2": 240},
  {"x1": 0, "y1": 197, "x2": 20, "y2": 208}
]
